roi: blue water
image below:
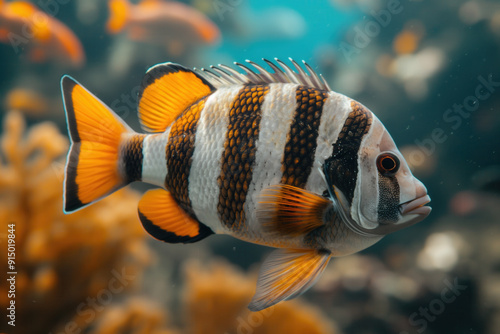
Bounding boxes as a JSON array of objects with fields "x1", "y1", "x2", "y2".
[{"x1": 208, "y1": 0, "x2": 362, "y2": 67}]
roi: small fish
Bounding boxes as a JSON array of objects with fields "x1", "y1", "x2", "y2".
[
  {"x1": 107, "y1": 0, "x2": 220, "y2": 55},
  {"x1": 61, "y1": 59, "x2": 431, "y2": 311},
  {"x1": 0, "y1": 0, "x2": 84, "y2": 67}
]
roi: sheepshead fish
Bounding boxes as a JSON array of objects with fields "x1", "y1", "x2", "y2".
[{"x1": 61, "y1": 59, "x2": 431, "y2": 311}]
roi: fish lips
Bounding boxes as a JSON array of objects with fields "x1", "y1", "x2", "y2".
[
  {"x1": 397, "y1": 194, "x2": 432, "y2": 226},
  {"x1": 359, "y1": 194, "x2": 432, "y2": 236},
  {"x1": 400, "y1": 194, "x2": 432, "y2": 216}
]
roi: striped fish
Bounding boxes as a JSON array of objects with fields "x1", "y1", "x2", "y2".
[{"x1": 61, "y1": 59, "x2": 431, "y2": 311}]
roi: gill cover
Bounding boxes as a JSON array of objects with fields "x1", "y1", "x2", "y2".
[{"x1": 323, "y1": 101, "x2": 431, "y2": 236}]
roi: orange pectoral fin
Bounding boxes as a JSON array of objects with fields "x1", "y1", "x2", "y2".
[
  {"x1": 248, "y1": 248, "x2": 331, "y2": 311},
  {"x1": 137, "y1": 62, "x2": 214, "y2": 133},
  {"x1": 138, "y1": 189, "x2": 213, "y2": 243},
  {"x1": 257, "y1": 184, "x2": 332, "y2": 237}
]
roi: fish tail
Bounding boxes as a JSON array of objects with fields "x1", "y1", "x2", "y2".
[
  {"x1": 107, "y1": 0, "x2": 131, "y2": 34},
  {"x1": 61, "y1": 75, "x2": 139, "y2": 213}
]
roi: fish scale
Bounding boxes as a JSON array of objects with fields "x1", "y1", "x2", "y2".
[
  {"x1": 281, "y1": 87, "x2": 327, "y2": 187},
  {"x1": 217, "y1": 85, "x2": 269, "y2": 231},
  {"x1": 61, "y1": 59, "x2": 431, "y2": 312},
  {"x1": 165, "y1": 98, "x2": 206, "y2": 216}
]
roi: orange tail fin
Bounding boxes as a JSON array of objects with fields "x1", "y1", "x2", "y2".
[
  {"x1": 61, "y1": 75, "x2": 133, "y2": 213},
  {"x1": 107, "y1": 0, "x2": 131, "y2": 34}
]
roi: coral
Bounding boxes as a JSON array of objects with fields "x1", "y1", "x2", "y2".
[
  {"x1": 183, "y1": 259, "x2": 339, "y2": 334},
  {"x1": 56, "y1": 297, "x2": 179, "y2": 334},
  {"x1": 0, "y1": 112, "x2": 151, "y2": 334}
]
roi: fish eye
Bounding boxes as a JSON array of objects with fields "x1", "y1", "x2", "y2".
[{"x1": 376, "y1": 153, "x2": 400, "y2": 176}]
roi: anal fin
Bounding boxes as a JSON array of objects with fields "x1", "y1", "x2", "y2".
[
  {"x1": 248, "y1": 248, "x2": 331, "y2": 311},
  {"x1": 138, "y1": 189, "x2": 213, "y2": 243}
]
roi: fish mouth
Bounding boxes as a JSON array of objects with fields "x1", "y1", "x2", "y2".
[{"x1": 399, "y1": 194, "x2": 432, "y2": 216}]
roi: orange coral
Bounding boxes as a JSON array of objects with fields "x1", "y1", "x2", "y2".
[
  {"x1": 58, "y1": 297, "x2": 179, "y2": 334},
  {"x1": 0, "y1": 111, "x2": 150, "y2": 334},
  {"x1": 183, "y1": 259, "x2": 339, "y2": 334}
]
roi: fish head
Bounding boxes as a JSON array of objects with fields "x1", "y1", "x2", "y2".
[{"x1": 324, "y1": 107, "x2": 431, "y2": 237}]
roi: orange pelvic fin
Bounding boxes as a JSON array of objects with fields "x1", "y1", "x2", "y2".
[
  {"x1": 137, "y1": 63, "x2": 214, "y2": 133},
  {"x1": 257, "y1": 184, "x2": 331, "y2": 237},
  {"x1": 107, "y1": 0, "x2": 131, "y2": 34},
  {"x1": 61, "y1": 75, "x2": 133, "y2": 213},
  {"x1": 248, "y1": 248, "x2": 331, "y2": 311},
  {"x1": 138, "y1": 189, "x2": 213, "y2": 243}
]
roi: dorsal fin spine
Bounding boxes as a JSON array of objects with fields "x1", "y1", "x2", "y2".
[{"x1": 194, "y1": 58, "x2": 331, "y2": 91}]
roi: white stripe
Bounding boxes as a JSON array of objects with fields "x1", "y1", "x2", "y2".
[
  {"x1": 305, "y1": 92, "x2": 352, "y2": 194},
  {"x1": 352, "y1": 116, "x2": 385, "y2": 229},
  {"x1": 189, "y1": 86, "x2": 243, "y2": 233},
  {"x1": 141, "y1": 129, "x2": 170, "y2": 188},
  {"x1": 245, "y1": 83, "x2": 299, "y2": 236}
]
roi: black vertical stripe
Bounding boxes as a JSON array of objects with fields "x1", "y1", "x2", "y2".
[
  {"x1": 123, "y1": 134, "x2": 146, "y2": 183},
  {"x1": 61, "y1": 76, "x2": 80, "y2": 143},
  {"x1": 281, "y1": 86, "x2": 328, "y2": 187},
  {"x1": 165, "y1": 98, "x2": 206, "y2": 215},
  {"x1": 217, "y1": 85, "x2": 270, "y2": 231},
  {"x1": 324, "y1": 100, "x2": 373, "y2": 205},
  {"x1": 61, "y1": 76, "x2": 83, "y2": 212},
  {"x1": 64, "y1": 143, "x2": 83, "y2": 212}
]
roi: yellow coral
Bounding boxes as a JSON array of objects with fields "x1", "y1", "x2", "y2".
[
  {"x1": 57, "y1": 297, "x2": 179, "y2": 334},
  {"x1": 0, "y1": 111, "x2": 151, "y2": 334},
  {"x1": 183, "y1": 259, "x2": 338, "y2": 334}
]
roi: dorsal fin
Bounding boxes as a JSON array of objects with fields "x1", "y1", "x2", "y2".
[
  {"x1": 193, "y1": 58, "x2": 332, "y2": 91},
  {"x1": 138, "y1": 62, "x2": 215, "y2": 133}
]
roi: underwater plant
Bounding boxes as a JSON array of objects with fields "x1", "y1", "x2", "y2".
[
  {"x1": 0, "y1": 111, "x2": 150, "y2": 334},
  {"x1": 183, "y1": 259, "x2": 338, "y2": 334}
]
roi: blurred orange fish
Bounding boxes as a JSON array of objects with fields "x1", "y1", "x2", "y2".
[
  {"x1": 0, "y1": 0, "x2": 84, "y2": 67},
  {"x1": 107, "y1": 0, "x2": 220, "y2": 55}
]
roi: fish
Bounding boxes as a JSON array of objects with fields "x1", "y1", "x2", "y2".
[
  {"x1": 0, "y1": 0, "x2": 84, "y2": 67},
  {"x1": 60, "y1": 58, "x2": 431, "y2": 311},
  {"x1": 106, "y1": 0, "x2": 220, "y2": 56}
]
